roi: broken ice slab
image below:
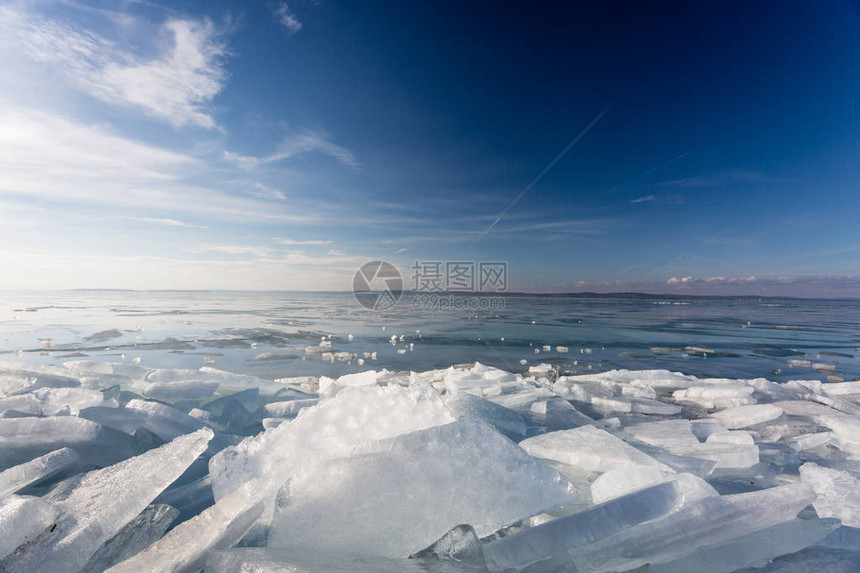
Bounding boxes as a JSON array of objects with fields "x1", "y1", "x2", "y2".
[
  {"x1": 153, "y1": 475, "x2": 215, "y2": 525},
  {"x1": 106, "y1": 481, "x2": 264, "y2": 573},
  {"x1": 0, "y1": 393, "x2": 42, "y2": 415},
  {"x1": 590, "y1": 470, "x2": 716, "y2": 505},
  {"x1": 33, "y1": 387, "x2": 105, "y2": 415},
  {"x1": 0, "y1": 447, "x2": 79, "y2": 497},
  {"x1": 649, "y1": 516, "x2": 840, "y2": 573},
  {"x1": 445, "y1": 392, "x2": 528, "y2": 438},
  {"x1": 202, "y1": 388, "x2": 265, "y2": 416},
  {"x1": 0, "y1": 495, "x2": 59, "y2": 560},
  {"x1": 0, "y1": 416, "x2": 137, "y2": 470},
  {"x1": 77, "y1": 406, "x2": 149, "y2": 434},
  {"x1": 142, "y1": 379, "x2": 219, "y2": 401},
  {"x1": 256, "y1": 398, "x2": 320, "y2": 419},
  {"x1": 525, "y1": 398, "x2": 595, "y2": 433},
  {"x1": 82, "y1": 504, "x2": 179, "y2": 573},
  {"x1": 1, "y1": 428, "x2": 213, "y2": 573},
  {"x1": 815, "y1": 413, "x2": 860, "y2": 455},
  {"x1": 482, "y1": 479, "x2": 695, "y2": 571},
  {"x1": 822, "y1": 380, "x2": 860, "y2": 397},
  {"x1": 744, "y1": 547, "x2": 860, "y2": 572},
  {"x1": 567, "y1": 482, "x2": 816, "y2": 573},
  {"x1": 124, "y1": 399, "x2": 240, "y2": 453},
  {"x1": 0, "y1": 370, "x2": 81, "y2": 398},
  {"x1": 673, "y1": 383, "x2": 756, "y2": 410},
  {"x1": 206, "y1": 547, "x2": 488, "y2": 573},
  {"x1": 800, "y1": 462, "x2": 860, "y2": 527},
  {"x1": 268, "y1": 420, "x2": 576, "y2": 558},
  {"x1": 711, "y1": 403, "x2": 784, "y2": 429},
  {"x1": 519, "y1": 425, "x2": 671, "y2": 473},
  {"x1": 208, "y1": 384, "x2": 456, "y2": 512},
  {"x1": 563, "y1": 369, "x2": 698, "y2": 394}
]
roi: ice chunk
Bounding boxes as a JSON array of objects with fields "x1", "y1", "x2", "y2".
[
  {"x1": 106, "y1": 480, "x2": 264, "y2": 573},
  {"x1": 268, "y1": 420, "x2": 576, "y2": 558},
  {"x1": 0, "y1": 447, "x2": 79, "y2": 497},
  {"x1": 823, "y1": 380, "x2": 860, "y2": 396},
  {"x1": 82, "y1": 504, "x2": 179, "y2": 572},
  {"x1": 800, "y1": 462, "x2": 860, "y2": 527},
  {"x1": 0, "y1": 393, "x2": 42, "y2": 415},
  {"x1": 445, "y1": 392, "x2": 527, "y2": 438},
  {"x1": 209, "y1": 384, "x2": 455, "y2": 511},
  {"x1": 591, "y1": 470, "x2": 716, "y2": 505},
  {"x1": 0, "y1": 417, "x2": 137, "y2": 469},
  {"x1": 673, "y1": 384, "x2": 755, "y2": 409},
  {"x1": 0, "y1": 369, "x2": 81, "y2": 398},
  {"x1": 125, "y1": 399, "x2": 215, "y2": 442},
  {"x1": 711, "y1": 403, "x2": 783, "y2": 429},
  {"x1": 629, "y1": 398, "x2": 682, "y2": 415},
  {"x1": 482, "y1": 480, "x2": 694, "y2": 571},
  {"x1": 0, "y1": 495, "x2": 59, "y2": 560},
  {"x1": 816, "y1": 413, "x2": 860, "y2": 455},
  {"x1": 33, "y1": 387, "x2": 104, "y2": 415},
  {"x1": 1, "y1": 428, "x2": 213, "y2": 573},
  {"x1": 707, "y1": 429, "x2": 755, "y2": 445},
  {"x1": 142, "y1": 380, "x2": 219, "y2": 401},
  {"x1": 519, "y1": 425, "x2": 671, "y2": 473},
  {"x1": 649, "y1": 516, "x2": 840, "y2": 573},
  {"x1": 623, "y1": 420, "x2": 702, "y2": 450},
  {"x1": 256, "y1": 398, "x2": 320, "y2": 419},
  {"x1": 409, "y1": 524, "x2": 485, "y2": 565},
  {"x1": 153, "y1": 475, "x2": 214, "y2": 524},
  {"x1": 77, "y1": 406, "x2": 148, "y2": 435},
  {"x1": 526, "y1": 398, "x2": 595, "y2": 432},
  {"x1": 206, "y1": 547, "x2": 486, "y2": 573},
  {"x1": 568, "y1": 482, "x2": 816, "y2": 572}
]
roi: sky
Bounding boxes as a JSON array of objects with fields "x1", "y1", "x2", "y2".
[{"x1": 1, "y1": 0, "x2": 859, "y2": 296}]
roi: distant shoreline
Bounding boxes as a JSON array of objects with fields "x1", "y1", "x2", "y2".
[{"x1": 52, "y1": 289, "x2": 860, "y2": 302}]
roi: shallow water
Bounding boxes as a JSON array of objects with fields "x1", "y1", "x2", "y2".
[{"x1": 1, "y1": 290, "x2": 858, "y2": 383}]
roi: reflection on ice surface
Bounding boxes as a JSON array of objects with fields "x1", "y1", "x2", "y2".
[{"x1": 0, "y1": 355, "x2": 860, "y2": 571}]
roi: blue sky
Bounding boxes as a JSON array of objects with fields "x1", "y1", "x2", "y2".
[{"x1": 1, "y1": 0, "x2": 859, "y2": 296}]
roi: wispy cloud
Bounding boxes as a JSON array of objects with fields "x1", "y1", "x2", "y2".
[
  {"x1": 274, "y1": 238, "x2": 334, "y2": 245},
  {"x1": 656, "y1": 170, "x2": 780, "y2": 188},
  {"x1": 1, "y1": 6, "x2": 228, "y2": 128},
  {"x1": 630, "y1": 195, "x2": 656, "y2": 203},
  {"x1": 273, "y1": 3, "x2": 302, "y2": 34},
  {"x1": 125, "y1": 217, "x2": 209, "y2": 229},
  {"x1": 0, "y1": 103, "x2": 320, "y2": 222},
  {"x1": 187, "y1": 245, "x2": 275, "y2": 257},
  {"x1": 223, "y1": 128, "x2": 360, "y2": 169}
]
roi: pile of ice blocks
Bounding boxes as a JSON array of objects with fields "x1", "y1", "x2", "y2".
[{"x1": 2, "y1": 359, "x2": 860, "y2": 572}]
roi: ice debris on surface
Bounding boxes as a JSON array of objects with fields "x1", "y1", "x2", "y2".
[
  {"x1": 0, "y1": 360, "x2": 859, "y2": 570},
  {"x1": 0, "y1": 428, "x2": 212, "y2": 573}
]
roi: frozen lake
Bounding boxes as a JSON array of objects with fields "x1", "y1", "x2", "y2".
[{"x1": 1, "y1": 290, "x2": 858, "y2": 383}]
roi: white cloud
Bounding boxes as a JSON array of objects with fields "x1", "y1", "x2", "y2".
[
  {"x1": 223, "y1": 128, "x2": 360, "y2": 169},
  {"x1": 630, "y1": 195, "x2": 656, "y2": 203},
  {"x1": 274, "y1": 3, "x2": 302, "y2": 34},
  {"x1": 189, "y1": 245, "x2": 275, "y2": 257},
  {"x1": 274, "y1": 238, "x2": 334, "y2": 245},
  {"x1": 1, "y1": 6, "x2": 228, "y2": 128},
  {"x1": 0, "y1": 103, "x2": 319, "y2": 222},
  {"x1": 125, "y1": 217, "x2": 209, "y2": 229},
  {"x1": 327, "y1": 249, "x2": 346, "y2": 256}
]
